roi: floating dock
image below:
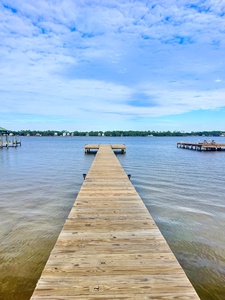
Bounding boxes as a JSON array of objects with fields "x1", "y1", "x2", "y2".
[
  {"x1": 177, "y1": 141, "x2": 225, "y2": 151},
  {"x1": 31, "y1": 144, "x2": 200, "y2": 299}
]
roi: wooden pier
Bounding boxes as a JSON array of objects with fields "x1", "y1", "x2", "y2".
[
  {"x1": 0, "y1": 135, "x2": 21, "y2": 148},
  {"x1": 31, "y1": 144, "x2": 200, "y2": 299},
  {"x1": 177, "y1": 141, "x2": 225, "y2": 151}
]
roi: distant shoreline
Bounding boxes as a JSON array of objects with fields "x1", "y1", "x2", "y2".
[{"x1": 2, "y1": 130, "x2": 225, "y2": 137}]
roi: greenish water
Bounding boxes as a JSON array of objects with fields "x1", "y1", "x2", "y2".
[{"x1": 0, "y1": 136, "x2": 225, "y2": 300}]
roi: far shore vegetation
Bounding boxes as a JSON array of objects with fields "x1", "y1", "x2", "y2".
[{"x1": 1, "y1": 128, "x2": 225, "y2": 137}]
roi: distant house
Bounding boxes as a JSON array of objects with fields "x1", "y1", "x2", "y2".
[{"x1": 62, "y1": 130, "x2": 70, "y2": 136}]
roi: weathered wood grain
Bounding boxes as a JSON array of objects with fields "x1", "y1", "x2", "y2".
[{"x1": 30, "y1": 144, "x2": 200, "y2": 299}]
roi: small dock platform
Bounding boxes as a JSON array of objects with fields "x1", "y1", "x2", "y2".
[
  {"x1": 0, "y1": 136, "x2": 21, "y2": 148},
  {"x1": 177, "y1": 141, "x2": 225, "y2": 151},
  {"x1": 85, "y1": 143, "x2": 126, "y2": 153},
  {"x1": 31, "y1": 144, "x2": 199, "y2": 299}
]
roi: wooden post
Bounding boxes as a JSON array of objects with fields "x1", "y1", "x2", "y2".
[{"x1": 6, "y1": 135, "x2": 8, "y2": 148}]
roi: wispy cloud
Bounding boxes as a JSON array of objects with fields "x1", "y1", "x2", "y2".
[{"x1": 0, "y1": 0, "x2": 225, "y2": 130}]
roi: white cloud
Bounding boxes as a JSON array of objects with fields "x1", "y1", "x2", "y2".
[
  {"x1": 215, "y1": 78, "x2": 223, "y2": 83},
  {"x1": 0, "y1": 0, "x2": 225, "y2": 130}
]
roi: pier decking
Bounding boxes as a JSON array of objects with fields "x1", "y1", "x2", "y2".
[
  {"x1": 177, "y1": 141, "x2": 225, "y2": 151},
  {"x1": 31, "y1": 144, "x2": 200, "y2": 299}
]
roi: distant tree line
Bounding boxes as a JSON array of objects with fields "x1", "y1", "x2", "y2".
[{"x1": 7, "y1": 130, "x2": 225, "y2": 137}]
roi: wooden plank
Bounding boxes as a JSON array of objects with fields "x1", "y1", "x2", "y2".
[{"x1": 30, "y1": 144, "x2": 200, "y2": 299}]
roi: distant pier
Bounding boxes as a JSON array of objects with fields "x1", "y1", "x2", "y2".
[
  {"x1": 31, "y1": 144, "x2": 199, "y2": 299},
  {"x1": 177, "y1": 141, "x2": 225, "y2": 151},
  {"x1": 0, "y1": 135, "x2": 21, "y2": 148}
]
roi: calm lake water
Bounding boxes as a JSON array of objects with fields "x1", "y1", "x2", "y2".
[{"x1": 0, "y1": 136, "x2": 225, "y2": 300}]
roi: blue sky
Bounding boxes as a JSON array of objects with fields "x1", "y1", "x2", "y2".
[{"x1": 0, "y1": 0, "x2": 225, "y2": 131}]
